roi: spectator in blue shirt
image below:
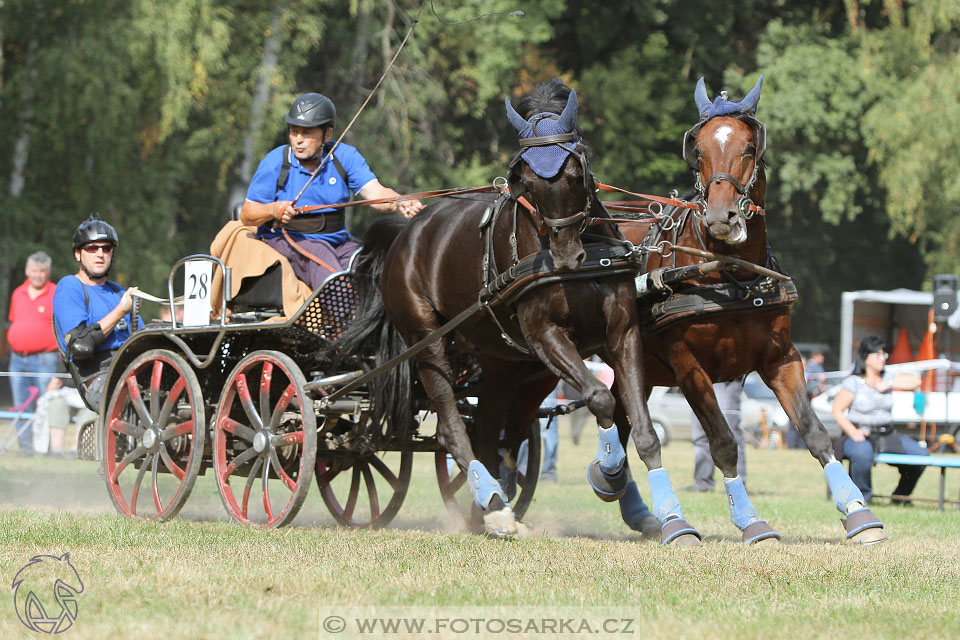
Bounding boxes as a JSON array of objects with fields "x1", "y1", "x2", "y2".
[{"x1": 240, "y1": 92, "x2": 423, "y2": 288}]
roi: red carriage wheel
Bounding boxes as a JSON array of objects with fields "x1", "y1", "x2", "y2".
[
  {"x1": 316, "y1": 450, "x2": 413, "y2": 528},
  {"x1": 435, "y1": 418, "x2": 541, "y2": 526},
  {"x1": 213, "y1": 350, "x2": 317, "y2": 528},
  {"x1": 102, "y1": 349, "x2": 205, "y2": 521}
]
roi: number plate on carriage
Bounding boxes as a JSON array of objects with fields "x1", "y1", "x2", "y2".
[{"x1": 183, "y1": 260, "x2": 213, "y2": 326}]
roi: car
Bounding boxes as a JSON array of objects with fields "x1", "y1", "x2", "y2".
[{"x1": 646, "y1": 373, "x2": 790, "y2": 446}]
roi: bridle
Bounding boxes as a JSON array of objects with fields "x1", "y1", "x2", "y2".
[
  {"x1": 682, "y1": 114, "x2": 766, "y2": 220},
  {"x1": 506, "y1": 113, "x2": 596, "y2": 235}
]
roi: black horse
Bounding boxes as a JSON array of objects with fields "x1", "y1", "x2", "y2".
[{"x1": 337, "y1": 80, "x2": 654, "y2": 536}]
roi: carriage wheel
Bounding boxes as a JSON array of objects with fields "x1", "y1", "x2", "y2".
[
  {"x1": 102, "y1": 349, "x2": 205, "y2": 521},
  {"x1": 435, "y1": 418, "x2": 541, "y2": 526},
  {"x1": 316, "y1": 450, "x2": 413, "y2": 528},
  {"x1": 213, "y1": 350, "x2": 317, "y2": 528}
]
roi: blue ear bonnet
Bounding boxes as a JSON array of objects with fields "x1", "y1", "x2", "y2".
[
  {"x1": 505, "y1": 89, "x2": 579, "y2": 179},
  {"x1": 695, "y1": 75, "x2": 763, "y2": 121},
  {"x1": 516, "y1": 115, "x2": 576, "y2": 179}
]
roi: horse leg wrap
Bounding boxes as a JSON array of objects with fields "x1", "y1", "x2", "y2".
[
  {"x1": 842, "y1": 507, "x2": 885, "y2": 540},
  {"x1": 724, "y1": 476, "x2": 780, "y2": 544},
  {"x1": 467, "y1": 460, "x2": 508, "y2": 510},
  {"x1": 595, "y1": 425, "x2": 626, "y2": 475},
  {"x1": 587, "y1": 426, "x2": 628, "y2": 501},
  {"x1": 647, "y1": 468, "x2": 683, "y2": 523},
  {"x1": 498, "y1": 460, "x2": 518, "y2": 504},
  {"x1": 619, "y1": 480, "x2": 661, "y2": 539},
  {"x1": 824, "y1": 460, "x2": 866, "y2": 514}
]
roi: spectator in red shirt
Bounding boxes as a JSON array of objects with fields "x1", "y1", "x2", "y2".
[{"x1": 7, "y1": 251, "x2": 60, "y2": 454}]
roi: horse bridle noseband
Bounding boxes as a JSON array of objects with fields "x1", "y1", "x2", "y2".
[
  {"x1": 507, "y1": 114, "x2": 596, "y2": 235},
  {"x1": 683, "y1": 114, "x2": 766, "y2": 219}
]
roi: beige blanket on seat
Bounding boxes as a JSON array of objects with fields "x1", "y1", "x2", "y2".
[{"x1": 209, "y1": 220, "x2": 312, "y2": 320}]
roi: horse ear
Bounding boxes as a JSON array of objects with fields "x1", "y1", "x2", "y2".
[
  {"x1": 557, "y1": 89, "x2": 578, "y2": 133},
  {"x1": 740, "y1": 74, "x2": 763, "y2": 113},
  {"x1": 505, "y1": 98, "x2": 528, "y2": 135},
  {"x1": 694, "y1": 77, "x2": 711, "y2": 118}
]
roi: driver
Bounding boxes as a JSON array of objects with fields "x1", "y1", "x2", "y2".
[
  {"x1": 240, "y1": 92, "x2": 424, "y2": 288},
  {"x1": 52, "y1": 214, "x2": 142, "y2": 410}
]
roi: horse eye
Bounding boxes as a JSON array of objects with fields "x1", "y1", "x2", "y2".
[{"x1": 746, "y1": 144, "x2": 756, "y2": 155}]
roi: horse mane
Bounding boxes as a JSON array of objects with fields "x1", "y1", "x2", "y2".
[{"x1": 516, "y1": 78, "x2": 571, "y2": 118}]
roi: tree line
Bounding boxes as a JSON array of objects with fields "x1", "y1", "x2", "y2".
[{"x1": 1, "y1": 0, "x2": 957, "y2": 347}]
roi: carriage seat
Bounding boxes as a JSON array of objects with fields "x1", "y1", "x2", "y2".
[{"x1": 209, "y1": 220, "x2": 313, "y2": 322}]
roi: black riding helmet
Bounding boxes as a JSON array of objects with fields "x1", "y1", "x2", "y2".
[
  {"x1": 285, "y1": 93, "x2": 336, "y2": 128},
  {"x1": 72, "y1": 213, "x2": 119, "y2": 249}
]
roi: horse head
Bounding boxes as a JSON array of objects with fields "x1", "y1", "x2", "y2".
[
  {"x1": 685, "y1": 76, "x2": 767, "y2": 244},
  {"x1": 505, "y1": 81, "x2": 592, "y2": 271}
]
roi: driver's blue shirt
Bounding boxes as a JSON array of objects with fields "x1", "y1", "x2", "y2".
[
  {"x1": 245, "y1": 143, "x2": 377, "y2": 245},
  {"x1": 53, "y1": 275, "x2": 143, "y2": 355}
]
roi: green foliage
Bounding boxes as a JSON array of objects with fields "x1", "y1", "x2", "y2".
[{"x1": 0, "y1": 0, "x2": 951, "y2": 345}]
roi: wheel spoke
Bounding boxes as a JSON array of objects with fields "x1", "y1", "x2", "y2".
[
  {"x1": 159, "y1": 442, "x2": 186, "y2": 480},
  {"x1": 235, "y1": 373, "x2": 263, "y2": 430},
  {"x1": 259, "y1": 361, "x2": 274, "y2": 428},
  {"x1": 316, "y1": 464, "x2": 341, "y2": 486},
  {"x1": 269, "y1": 449, "x2": 298, "y2": 492},
  {"x1": 361, "y1": 463, "x2": 381, "y2": 521},
  {"x1": 150, "y1": 360, "x2": 163, "y2": 419},
  {"x1": 262, "y1": 455, "x2": 274, "y2": 521},
  {"x1": 156, "y1": 376, "x2": 187, "y2": 429},
  {"x1": 160, "y1": 420, "x2": 194, "y2": 442},
  {"x1": 109, "y1": 418, "x2": 144, "y2": 439},
  {"x1": 222, "y1": 447, "x2": 258, "y2": 481},
  {"x1": 270, "y1": 430, "x2": 304, "y2": 447},
  {"x1": 218, "y1": 417, "x2": 256, "y2": 442},
  {"x1": 241, "y1": 457, "x2": 264, "y2": 519},
  {"x1": 368, "y1": 455, "x2": 400, "y2": 490},
  {"x1": 128, "y1": 455, "x2": 151, "y2": 516},
  {"x1": 269, "y1": 382, "x2": 298, "y2": 431},
  {"x1": 448, "y1": 470, "x2": 467, "y2": 494},
  {"x1": 125, "y1": 377, "x2": 153, "y2": 428},
  {"x1": 342, "y1": 465, "x2": 362, "y2": 520},
  {"x1": 110, "y1": 445, "x2": 147, "y2": 483},
  {"x1": 151, "y1": 452, "x2": 163, "y2": 514}
]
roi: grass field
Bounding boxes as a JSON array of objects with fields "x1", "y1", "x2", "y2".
[{"x1": 2, "y1": 418, "x2": 959, "y2": 639}]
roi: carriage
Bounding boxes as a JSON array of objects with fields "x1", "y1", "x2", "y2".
[{"x1": 71, "y1": 254, "x2": 550, "y2": 529}]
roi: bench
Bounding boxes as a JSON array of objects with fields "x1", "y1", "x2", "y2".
[{"x1": 875, "y1": 453, "x2": 960, "y2": 510}]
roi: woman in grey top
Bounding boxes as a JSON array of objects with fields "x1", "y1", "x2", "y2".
[{"x1": 832, "y1": 335, "x2": 928, "y2": 503}]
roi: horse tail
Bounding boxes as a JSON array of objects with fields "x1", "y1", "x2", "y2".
[{"x1": 335, "y1": 216, "x2": 415, "y2": 440}]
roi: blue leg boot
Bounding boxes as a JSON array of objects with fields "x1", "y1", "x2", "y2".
[
  {"x1": 824, "y1": 460, "x2": 886, "y2": 545},
  {"x1": 724, "y1": 476, "x2": 780, "y2": 544},
  {"x1": 587, "y1": 426, "x2": 628, "y2": 502},
  {"x1": 619, "y1": 479, "x2": 661, "y2": 539},
  {"x1": 648, "y1": 468, "x2": 702, "y2": 546},
  {"x1": 467, "y1": 460, "x2": 517, "y2": 538}
]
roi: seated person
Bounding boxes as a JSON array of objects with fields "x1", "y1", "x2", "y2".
[
  {"x1": 239, "y1": 92, "x2": 423, "y2": 290},
  {"x1": 832, "y1": 335, "x2": 928, "y2": 504},
  {"x1": 33, "y1": 374, "x2": 96, "y2": 457},
  {"x1": 52, "y1": 214, "x2": 142, "y2": 411}
]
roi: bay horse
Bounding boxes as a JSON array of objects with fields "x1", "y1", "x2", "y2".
[
  {"x1": 336, "y1": 80, "x2": 655, "y2": 537},
  {"x1": 607, "y1": 76, "x2": 887, "y2": 545}
]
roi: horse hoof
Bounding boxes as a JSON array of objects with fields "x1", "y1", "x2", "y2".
[
  {"x1": 587, "y1": 460, "x2": 628, "y2": 502},
  {"x1": 661, "y1": 517, "x2": 703, "y2": 546},
  {"x1": 742, "y1": 520, "x2": 781, "y2": 545},
  {"x1": 846, "y1": 526, "x2": 889, "y2": 546},
  {"x1": 842, "y1": 507, "x2": 886, "y2": 545},
  {"x1": 638, "y1": 515, "x2": 661, "y2": 540},
  {"x1": 483, "y1": 507, "x2": 518, "y2": 538}
]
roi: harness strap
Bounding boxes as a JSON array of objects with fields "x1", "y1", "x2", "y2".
[
  {"x1": 280, "y1": 228, "x2": 339, "y2": 274},
  {"x1": 295, "y1": 185, "x2": 499, "y2": 214}
]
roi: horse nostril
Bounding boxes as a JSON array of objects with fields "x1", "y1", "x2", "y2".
[
  {"x1": 727, "y1": 209, "x2": 738, "y2": 222},
  {"x1": 575, "y1": 249, "x2": 587, "y2": 268}
]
